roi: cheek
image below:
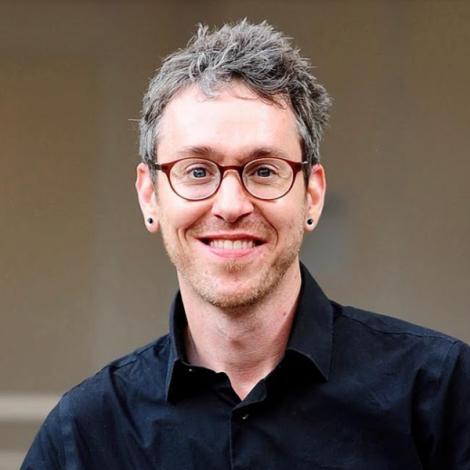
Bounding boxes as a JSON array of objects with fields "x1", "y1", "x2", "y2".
[
  {"x1": 159, "y1": 195, "x2": 210, "y2": 233},
  {"x1": 267, "y1": 191, "x2": 308, "y2": 230},
  {"x1": 155, "y1": 175, "x2": 207, "y2": 227},
  {"x1": 260, "y1": 206, "x2": 305, "y2": 245}
]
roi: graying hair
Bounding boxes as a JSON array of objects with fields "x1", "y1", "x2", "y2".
[{"x1": 139, "y1": 19, "x2": 331, "y2": 169}]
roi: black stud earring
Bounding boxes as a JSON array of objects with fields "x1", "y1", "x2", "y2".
[
  {"x1": 306, "y1": 218, "x2": 314, "y2": 226},
  {"x1": 147, "y1": 217, "x2": 154, "y2": 225}
]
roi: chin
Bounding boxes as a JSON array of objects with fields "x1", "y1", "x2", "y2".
[
  {"x1": 197, "y1": 287, "x2": 266, "y2": 310},
  {"x1": 187, "y1": 263, "x2": 288, "y2": 311}
]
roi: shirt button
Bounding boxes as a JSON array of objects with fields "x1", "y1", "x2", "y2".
[
  {"x1": 188, "y1": 368, "x2": 193, "y2": 373},
  {"x1": 241, "y1": 413, "x2": 249, "y2": 421}
]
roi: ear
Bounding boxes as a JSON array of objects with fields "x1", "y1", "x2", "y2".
[
  {"x1": 305, "y1": 163, "x2": 326, "y2": 232},
  {"x1": 135, "y1": 163, "x2": 159, "y2": 233}
]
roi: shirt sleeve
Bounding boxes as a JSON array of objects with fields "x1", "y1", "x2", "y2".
[
  {"x1": 21, "y1": 403, "x2": 65, "y2": 470},
  {"x1": 429, "y1": 340, "x2": 470, "y2": 469}
]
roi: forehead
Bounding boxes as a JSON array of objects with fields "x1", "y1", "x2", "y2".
[{"x1": 156, "y1": 82, "x2": 302, "y2": 163}]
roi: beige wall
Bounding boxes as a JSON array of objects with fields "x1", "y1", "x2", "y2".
[{"x1": 1, "y1": 0, "x2": 469, "y2": 465}]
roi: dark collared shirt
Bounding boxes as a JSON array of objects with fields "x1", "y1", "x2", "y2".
[{"x1": 23, "y1": 265, "x2": 470, "y2": 469}]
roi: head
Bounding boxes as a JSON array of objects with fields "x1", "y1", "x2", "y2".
[
  {"x1": 139, "y1": 19, "x2": 331, "y2": 172},
  {"x1": 136, "y1": 20, "x2": 330, "y2": 310}
]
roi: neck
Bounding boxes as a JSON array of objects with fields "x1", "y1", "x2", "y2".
[{"x1": 179, "y1": 261, "x2": 302, "y2": 400}]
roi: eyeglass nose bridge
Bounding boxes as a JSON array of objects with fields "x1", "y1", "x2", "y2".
[{"x1": 213, "y1": 163, "x2": 249, "y2": 195}]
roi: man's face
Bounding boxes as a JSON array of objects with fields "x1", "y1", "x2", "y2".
[{"x1": 137, "y1": 82, "x2": 325, "y2": 309}]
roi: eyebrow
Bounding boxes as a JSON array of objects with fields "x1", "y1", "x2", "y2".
[
  {"x1": 175, "y1": 145, "x2": 292, "y2": 162},
  {"x1": 175, "y1": 146, "x2": 219, "y2": 160}
]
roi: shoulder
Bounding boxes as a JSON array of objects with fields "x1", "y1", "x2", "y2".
[
  {"x1": 331, "y1": 304, "x2": 470, "y2": 465},
  {"x1": 336, "y1": 302, "x2": 460, "y2": 346},
  {"x1": 59, "y1": 334, "x2": 171, "y2": 422},
  {"x1": 332, "y1": 302, "x2": 469, "y2": 379},
  {"x1": 22, "y1": 335, "x2": 172, "y2": 468}
]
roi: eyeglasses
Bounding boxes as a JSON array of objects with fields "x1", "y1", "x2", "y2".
[{"x1": 149, "y1": 157, "x2": 309, "y2": 201}]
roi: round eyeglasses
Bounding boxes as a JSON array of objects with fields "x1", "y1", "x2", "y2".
[{"x1": 149, "y1": 157, "x2": 310, "y2": 201}]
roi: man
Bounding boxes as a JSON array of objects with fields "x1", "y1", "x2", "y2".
[{"x1": 23, "y1": 20, "x2": 470, "y2": 469}]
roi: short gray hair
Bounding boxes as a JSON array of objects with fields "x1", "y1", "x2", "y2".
[{"x1": 139, "y1": 19, "x2": 331, "y2": 168}]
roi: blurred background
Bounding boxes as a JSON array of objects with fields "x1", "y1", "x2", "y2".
[{"x1": 1, "y1": 0, "x2": 469, "y2": 466}]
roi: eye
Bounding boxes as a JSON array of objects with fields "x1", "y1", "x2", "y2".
[
  {"x1": 255, "y1": 166, "x2": 276, "y2": 178},
  {"x1": 246, "y1": 161, "x2": 280, "y2": 180},
  {"x1": 177, "y1": 160, "x2": 217, "y2": 183},
  {"x1": 190, "y1": 167, "x2": 207, "y2": 178}
]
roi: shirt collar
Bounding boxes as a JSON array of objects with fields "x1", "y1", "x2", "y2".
[
  {"x1": 165, "y1": 262, "x2": 334, "y2": 400},
  {"x1": 165, "y1": 292, "x2": 188, "y2": 401},
  {"x1": 285, "y1": 262, "x2": 333, "y2": 381}
]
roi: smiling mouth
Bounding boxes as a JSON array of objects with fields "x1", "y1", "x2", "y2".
[
  {"x1": 209, "y1": 239, "x2": 255, "y2": 249},
  {"x1": 200, "y1": 237, "x2": 265, "y2": 250}
]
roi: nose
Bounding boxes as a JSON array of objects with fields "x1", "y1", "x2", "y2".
[{"x1": 211, "y1": 171, "x2": 254, "y2": 223}]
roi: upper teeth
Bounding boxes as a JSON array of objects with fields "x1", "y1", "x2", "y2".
[{"x1": 209, "y1": 239, "x2": 255, "y2": 249}]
